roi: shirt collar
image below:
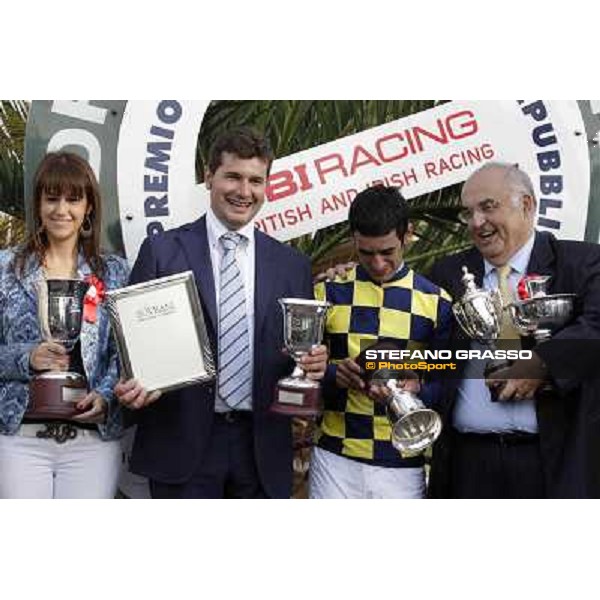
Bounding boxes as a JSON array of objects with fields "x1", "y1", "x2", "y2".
[
  {"x1": 206, "y1": 207, "x2": 255, "y2": 248},
  {"x1": 356, "y1": 261, "x2": 408, "y2": 285},
  {"x1": 484, "y1": 232, "x2": 536, "y2": 278}
]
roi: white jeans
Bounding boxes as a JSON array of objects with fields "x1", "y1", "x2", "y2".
[
  {"x1": 0, "y1": 425, "x2": 122, "y2": 499},
  {"x1": 309, "y1": 447, "x2": 425, "y2": 499}
]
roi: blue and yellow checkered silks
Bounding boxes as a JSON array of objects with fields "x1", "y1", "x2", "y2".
[{"x1": 314, "y1": 263, "x2": 453, "y2": 467}]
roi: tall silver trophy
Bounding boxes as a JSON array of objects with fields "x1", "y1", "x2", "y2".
[
  {"x1": 271, "y1": 298, "x2": 330, "y2": 417},
  {"x1": 371, "y1": 368, "x2": 442, "y2": 455},
  {"x1": 508, "y1": 276, "x2": 576, "y2": 343},
  {"x1": 28, "y1": 279, "x2": 90, "y2": 420},
  {"x1": 452, "y1": 266, "x2": 510, "y2": 376}
]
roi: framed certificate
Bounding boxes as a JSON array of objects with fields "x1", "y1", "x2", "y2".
[{"x1": 105, "y1": 271, "x2": 216, "y2": 393}]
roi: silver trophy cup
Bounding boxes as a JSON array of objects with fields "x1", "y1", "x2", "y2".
[
  {"x1": 452, "y1": 266, "x2": 510, "y2": 376},
  {"x1": 452, "y1": 266, "x2": 503, "y2": 343},
  {"x1": 37, "y1": 278, "x2": 90, "y2": 382},
  {"x1": 371, "y1": 368, "x2": 442, "y2": 455},
  {"x1": 28, "y1": 278, "x2": 90, "y2": 420},
  {"x1": 508, "y1": 276, "x2": 576, "y2": 343},
  {"x1": 271, "y1": 298, "x2": 330, "y2": 417}
]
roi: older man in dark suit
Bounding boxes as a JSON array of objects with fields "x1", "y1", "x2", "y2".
[
  {"x1": 428, "y1": 161, "x2": 600, "y2": 498},
  {"x1": 115, "y1": 128, "x2": 327, "y2": 498}
]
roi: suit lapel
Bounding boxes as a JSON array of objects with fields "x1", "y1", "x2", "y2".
[
  {"x1": 526, "y1": 231, "x2": 563, "y2": 467},
  {"x1": 527, "y1": 231, "x2": 556, "y2": 287},
  {"x1": 178, "y1": 217, "x2": 217, "y2": 332},
  {"x1": 254, "y1": 231, "x2": 278, "y2": 339}
]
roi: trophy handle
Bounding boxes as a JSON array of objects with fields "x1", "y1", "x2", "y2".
[
  {"x1": 506, "y1": 303, "x2": 530, "y2": 335},
  {"x1": 452, "y1": 304, "x2": 473, "y2": 338}
]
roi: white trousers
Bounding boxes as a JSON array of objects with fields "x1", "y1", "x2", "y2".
[
  {"x1": 0, "y1": 425, "x2": 121, "y2": 499},
  {"x1": 309, "y1": 447, "x2": 425, "y2": 499}
]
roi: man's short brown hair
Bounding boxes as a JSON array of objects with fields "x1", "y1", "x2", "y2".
[{"x1": 208, "y1": 127, "x2": 274, "y2": 174}]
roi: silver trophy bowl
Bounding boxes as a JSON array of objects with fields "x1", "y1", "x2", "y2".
[
  {"x1": 372, "y1": 368, "x2": 442, "y2": 455},
  {"x1": 507, "y1": 274, "x2": 575, "y2": 343},
  {"x1": 509, "y1": 295, "x2": 576, "y2": 343},
  {"x1": 37, "y1": 278, "x2": 90, "y2": 381},
  {"x1": 278, "y1": 298, "x2": 330, "y2": 390}
]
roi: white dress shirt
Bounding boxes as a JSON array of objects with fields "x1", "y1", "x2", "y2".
[{"x1": 206, "y1": 208, "x2": 256, "y2": 411}]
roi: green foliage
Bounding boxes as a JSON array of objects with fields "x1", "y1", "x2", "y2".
[
  {"x1": 0, "y1": 212, "x2": 25, "y2": 249},
  {"x1": 0, "y1": 101, "x2": 28, "y2": 218},
  {"x1": 197, "y1": 100, "x2": 438, "y2": 173}
]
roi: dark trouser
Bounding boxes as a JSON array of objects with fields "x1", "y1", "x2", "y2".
[
  {"x1": 449, "y1": 430, "x2": 546, "y2": 499},
  {"x1": 150, "y1": 411, "x2": 267, "y2": 499}
]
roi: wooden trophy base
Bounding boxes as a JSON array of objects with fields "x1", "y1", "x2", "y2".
[
  {"x1": 27, "y1": 374, "x2": 88, "y2": 420},
  {"x1": 270, "y1": 383, "x2": 322, "y2": 417}
]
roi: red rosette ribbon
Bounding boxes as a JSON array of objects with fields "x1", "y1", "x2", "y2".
[
  {"x1": 517, "y1": 275, "x2": 530, "y2": 300},
  {"x1": 516, "y1": 274, "x2": 541, "y2": 300},
  {"x1": 83, "y1": 274, "x2": 106, "y2": 323}
]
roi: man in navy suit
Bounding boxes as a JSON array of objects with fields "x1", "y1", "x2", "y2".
[
  {"x1": 115, "y1": 128, "x2": 327, "y2": 498},
  {"x1": 428, "y1": 162, "x2": 600, "y2": 498}
]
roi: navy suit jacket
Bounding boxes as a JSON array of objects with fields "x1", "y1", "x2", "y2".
[
  {"x1": 428, "y1": 231, "x2": 600, "y2": 498},
  {"x1": 127, "y1": 216, "x2": 313, "y2": 498}
]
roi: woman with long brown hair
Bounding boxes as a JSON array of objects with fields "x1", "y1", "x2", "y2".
[{"x1": 0, "y1": 151, "x2": 129, "y2": 498}]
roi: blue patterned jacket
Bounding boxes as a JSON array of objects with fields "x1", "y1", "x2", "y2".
[{"x1": 0, "y1": 248, "x2": 130, "y2": 439}]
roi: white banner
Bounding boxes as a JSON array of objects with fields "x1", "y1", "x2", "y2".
[
  {"x1": 115, "y1": 100, "x2": 589, "y2": 261},
  {"x1": 117, "y1": 100, "x2": 211, "y2": 261}
]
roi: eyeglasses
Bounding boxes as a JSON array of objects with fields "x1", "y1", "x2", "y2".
[{"x1": 458, "y1": 198, "x2": 502, "y2": 225}]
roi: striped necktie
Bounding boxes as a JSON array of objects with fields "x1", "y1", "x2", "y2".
[
  {"x1": 217, "y1": 232, "x2": 252, "y2": 411},
  {"x1": 497, "y1": 264, "x2": 521, "y2": 341}
]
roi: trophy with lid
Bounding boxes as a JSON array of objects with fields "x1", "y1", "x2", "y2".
[{"x1": 452, "y1": 266, "x2": 511, "y2": 377}]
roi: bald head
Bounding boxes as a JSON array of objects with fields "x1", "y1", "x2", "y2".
[
  {"x1": 460, "y1": 162, "x2": 537, "y2": 266},
  {"x1": 465, "y1": 162, "x2": 536, "y2": 205}
]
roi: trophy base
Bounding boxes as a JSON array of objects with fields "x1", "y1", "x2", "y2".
[
  {"x1": 27, "y1": 372, "x2": 88, "y2": 420},
  {"x1": 270, "y1": 381, "x2": 322, "y2": 417}
]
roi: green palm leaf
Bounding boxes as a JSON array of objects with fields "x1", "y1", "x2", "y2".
[{"x1": 0, "y1": 100, "x2": 28, "y2": 220}]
